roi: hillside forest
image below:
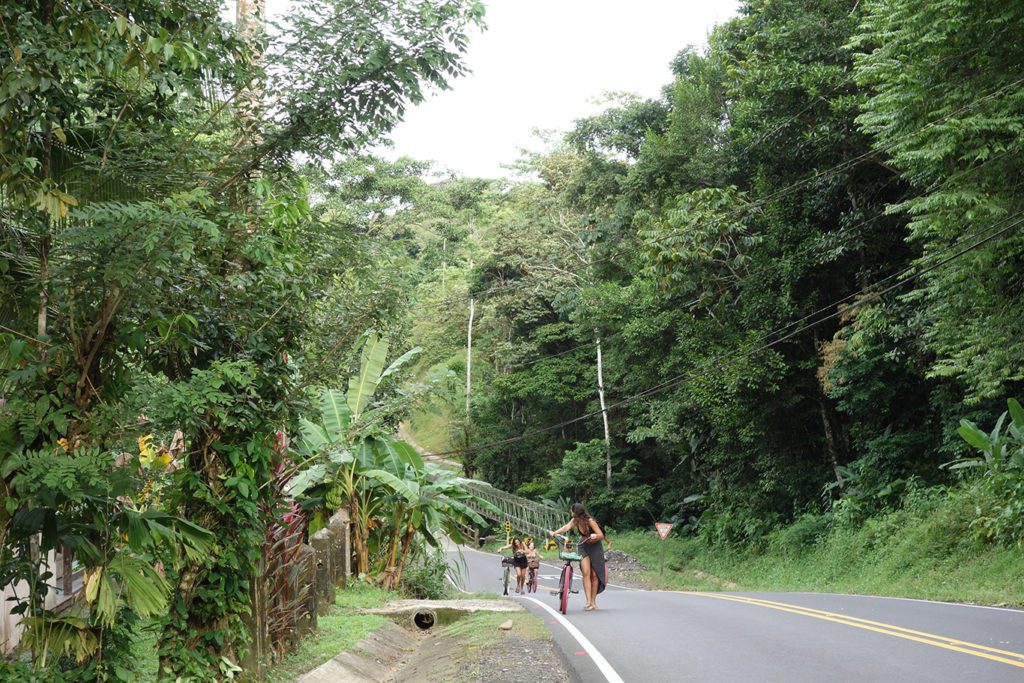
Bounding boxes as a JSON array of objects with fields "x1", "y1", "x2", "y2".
[{"x1": 1, "y1": 0, "x2": 1023, "y2": 680}]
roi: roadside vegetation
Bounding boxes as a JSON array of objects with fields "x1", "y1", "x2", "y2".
[
  {"x1": 0, "y1": 0, "x2": 492, "y2": 680},
  {"x1": 262, "y1": 583, "x2": 390, "y2": 683},
  {"x1": 127, "y1": 582, "x2": 392, "y2": 683},
  {"x1": 399, "y1": 0, "x2": 1024, "y2": 606},
  {"x1": 3, "y1": 0, "x2": 1023, "y2": 679},
  {"x1": 614, "y1": 482, "x2": 1024, "y2": 607}
]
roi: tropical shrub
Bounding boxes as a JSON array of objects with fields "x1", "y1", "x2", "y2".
[{"x1": 948, "y1": 399, "x2": 1024, "y2": 546}]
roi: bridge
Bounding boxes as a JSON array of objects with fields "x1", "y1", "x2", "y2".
[{"x1": 459, "y1": 480, "x2": 565, "y2": 544}]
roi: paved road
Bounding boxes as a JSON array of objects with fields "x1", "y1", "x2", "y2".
[{"x1": 446, "y1": 543, "x2": 1024, "y2": 682}]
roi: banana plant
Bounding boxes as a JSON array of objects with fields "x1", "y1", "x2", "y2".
[
  {"x1": 289, "y1": 331, "x2": 500, "y2": 582},
  {"x1": 289, "y1": 331, "x2": 423, "y2": 574},
  {"x1": 370, "y1": 462, "x2": 496, "y2": 590},
  {"x1": 949, "y1": 398, "x2": 1024, "y2": 474}
]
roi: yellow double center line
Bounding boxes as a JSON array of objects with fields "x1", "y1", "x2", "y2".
[{"x1": 690, "y1": 592, "x2": 1024, "y2": 670}]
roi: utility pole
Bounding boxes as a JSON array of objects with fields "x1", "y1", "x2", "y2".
[
  {"x1": 466, "y1": 297, "x2": 475, "y2": 418},
  {"x1": 596, "y1": 333, "x2": 611, "y2": 490},
  {"x1": 466, "y1": 260, "x2": 476, "y2": 419}
]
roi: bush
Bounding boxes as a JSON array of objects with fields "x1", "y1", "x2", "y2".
[
  {"x1": 400, "y1": 546, "x2": 450, "y2": 599},
  {"x1": 698, "y1": 504, "x2": 778, "y2": 550},
  {"x1": 767, "y1": 513, "x2": 831, "y2": 556},
  {"x1": 970, "y1": 471, "x2": 1024, "y2": 546},
  {"x1": 0, "y1": 663, "x2": 57, "y2": 683},
  {"x1": 949, "y1": 398, "x2": 1024, "y2": 546}
]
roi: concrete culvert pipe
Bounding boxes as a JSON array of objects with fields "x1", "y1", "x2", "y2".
[{"x1": 412, "y1": 610, "x2": 436, "y2": 630}]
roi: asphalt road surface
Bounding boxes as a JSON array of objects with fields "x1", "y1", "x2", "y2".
[{"x1": 445, "y1": 543, "x2": 1024, "y2": 682}]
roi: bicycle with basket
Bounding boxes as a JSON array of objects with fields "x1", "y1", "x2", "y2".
[
  {"x1": 500, "y1": 554, "x2": 514, "y2": 596},
  {"x1": 549, "y1": 533, "x2": 584, "y2": 614}
]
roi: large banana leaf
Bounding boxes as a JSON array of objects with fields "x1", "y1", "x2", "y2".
[
  {"x1": 363, "y1": 468, "x2": 418, "y2": 503},
  {"x1": 354, "y1": 439, "x2": 376, "y2": 468},
  {"x1": 317, "y1": 388, "x2": 351, "y2": 440},
  {"x1": 347, "y1": 333, "x2": 388, "y2": 422},
  {"x1": 379, "y1": 345, "x2": 422, "y2": 381},
  {"x1": 371, "y1": 436, "x2": 423, "y2": 474},
  {"x1": 287, "y1": 463, "x2": 328, "y2": 497},
  {"x1": 297, "y1": 417, "x2": 330, "y2": 455}
]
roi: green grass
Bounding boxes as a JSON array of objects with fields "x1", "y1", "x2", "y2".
[
  {"x1": 406, "y1": 404, "x2": 454, "y2": 455},
  {"x1": 265, "y1": 582, "x2": 391, "y2": 683},
  {"x1": 404, "y1": 352, "x2": 467, "y2": 455},
  {"x1": 441, "y1": 610, "x2": 550, "y2": 649},
  {"x1": 612, "y1": 491, "x2": 1024, "y2": 606},
  {"x1": 127, "y1": 582, "x2": 393, "y2": 683}
]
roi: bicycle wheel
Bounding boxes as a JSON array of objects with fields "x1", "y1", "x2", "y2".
[
  {"x1": 503, "y1": 565, "x2": 510, "y2": 595},
  {"x1": 559, "y1": 564, "x2": 572, "y2": 614}
]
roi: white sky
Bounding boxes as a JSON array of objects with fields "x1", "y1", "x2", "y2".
[
  {"x1": 384, "y1": 0, "x2": 741, "y2": 178},
  {"x1": 260, "y1": 0, "x2": 740, "y2": 178}
]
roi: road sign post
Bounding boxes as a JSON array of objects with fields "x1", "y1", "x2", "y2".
[{"x1": 655, "y1": 522, "x2": 673, "y2": 575}]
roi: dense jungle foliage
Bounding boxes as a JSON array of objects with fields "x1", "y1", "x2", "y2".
[
  {"x1": 0, "y1": 0, "x2": 488, "y2": 679},
  {"x1": 1, "y1": 0, "x2": 1023, "y2": 679},
  {"x1": 398, "y1": 0, "x2": 1024, "y2": 547}
]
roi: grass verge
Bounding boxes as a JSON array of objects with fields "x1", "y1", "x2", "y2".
[
  {"x1": 612, "y1": 490, "x2": 1024, "y2": 606},
  {"x1": 128, "y1": 581, "x2": 392, "y2": 682},
  {"x1": 442, "y1": 610, "x2": 550, "y2": 649},
  {"x1": 265, "y1": 582, "x2": 390, "y2": 683}
]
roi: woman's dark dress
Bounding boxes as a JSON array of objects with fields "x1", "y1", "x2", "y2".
[
  {"x1": 577, "y1": 521, "x2": 607, "y2": 594},
  {"x1": 513, "y1": 551, "x2": 528, "y2": 569}
]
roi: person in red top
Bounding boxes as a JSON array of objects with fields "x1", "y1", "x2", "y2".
[{"x1": 549, "y1": 503, "x2": 606, "y2": 611}]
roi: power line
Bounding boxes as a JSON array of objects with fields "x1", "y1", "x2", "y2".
[
  {"x1": 426, "y1": 212, "x2": 1024, "y2": 457},
  {"x1": 410, "y1": 148, "x2": 1013, "y2": 374},
  {"x1": 409, "y1": 74, "x2": 1024, "y2": 316}
]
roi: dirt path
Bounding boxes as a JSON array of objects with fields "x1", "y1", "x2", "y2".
[{"x1": 397, "y1": 422, "x2": 463, "y2": 471}]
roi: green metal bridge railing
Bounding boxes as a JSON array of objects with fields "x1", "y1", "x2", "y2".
[{"x1": 461, "y1": 481, "x2": 565, "y2": 543}]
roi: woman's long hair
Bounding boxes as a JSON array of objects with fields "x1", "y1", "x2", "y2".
[{"x1": 571, "y1": 502, "x2": 590, "y2": 521}]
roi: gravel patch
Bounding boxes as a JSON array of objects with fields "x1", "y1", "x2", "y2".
[
  {"x1": 604, "y1": 549, "x2": 658, "y2": 590},
  {"x1": 387, "y1": 614, "x2": 571, "y2": 683}
]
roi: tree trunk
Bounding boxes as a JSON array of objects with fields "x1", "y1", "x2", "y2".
[
  {"x1": 466, "y1": 297, "x2": 474, "y2": 418},
  {"x1": 392, "y1": 526, "x2": 415, "y2": 587},
  {"x1": 234, "y1": 0, "x2": 265, "y2": 147},
  {"x1": 596, "y1": 334, "x2": 612, "y2": 490},
  {"x1": 818, "y1": 394, "x2": 847, "y2": 490},
  {"x1": 350, "y1": 499, "x2": 369, "y2": 576},
  {"x1": 37, "y1": 235, "x2": 48, "y2": 340},
  {"x1": 376, "y1": 516, "x2": 404, "y2": 588},
  {"x1": 814, "y1": 332, "x2": 848, "y2": 489}
]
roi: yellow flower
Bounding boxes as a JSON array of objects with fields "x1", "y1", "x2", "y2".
[{"x1": 138, "y1": 434, "x2": 156, "y2": 467}]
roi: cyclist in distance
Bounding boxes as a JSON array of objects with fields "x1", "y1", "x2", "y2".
[
  {"x1": 549, "y1": 502, "x2": 606, "y2": 611},
  {"x1": 525, "y1": 540, "x2": 542, "y2": 589},
  {"x1": 498, "y1": 536, "x2": 529, "y2": 594}
]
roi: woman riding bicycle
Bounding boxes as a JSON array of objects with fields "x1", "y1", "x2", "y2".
[
  {"x1": 498, "y1": 536, "x2": 529, "y2": 594},
  {"x1": 549, "y1": 503, "x2": 606, "y2": 611}
]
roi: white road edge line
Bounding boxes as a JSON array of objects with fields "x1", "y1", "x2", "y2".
[
  {"x1": 520, "y1": 595, "x2": 625, "y2": 683},
  {"x1": 445, "y1": 544, "x2": 626, "y2": 683},
  {"x1": 443, "y1": 573, "x2": 626, "y2": 683}
]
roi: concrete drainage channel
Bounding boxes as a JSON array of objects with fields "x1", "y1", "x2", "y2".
[{"x1": 294, "y1": 600, "x2": 521, "y2": 683}]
